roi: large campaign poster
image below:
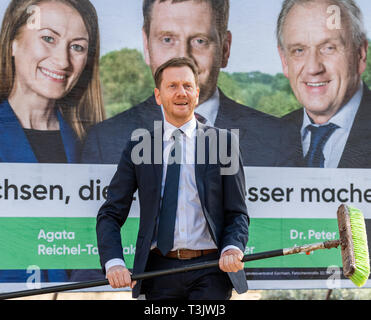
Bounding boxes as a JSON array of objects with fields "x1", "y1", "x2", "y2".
[{"x1": 0, "y1": 0, "x2": 371, "y2": 294}]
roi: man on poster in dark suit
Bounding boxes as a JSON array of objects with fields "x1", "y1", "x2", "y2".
[
  {"x1": 278, "y1": 0, "x2": 370, "y2": 168},
  {"x1": 81, "y1": 0, "x2": 301, "y2": 167},
  {"x1": 96, "y1": 57, "x2": 249, "y2": 299}
]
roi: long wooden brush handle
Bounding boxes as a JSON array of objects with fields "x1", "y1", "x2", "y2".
[
  {"x1": 0, "y1": 240, "x2": 341, "y2": 300},
  {"x1": 240, "y1": 239, "x2": 340, "y2": 263},
  {"x1": 282, "y1": 240, "x2": 340, "y2": 256}
]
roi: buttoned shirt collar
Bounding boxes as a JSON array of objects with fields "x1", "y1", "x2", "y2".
[{"x1": 163, "y1": 114, "x2": 197, "y2": 141}]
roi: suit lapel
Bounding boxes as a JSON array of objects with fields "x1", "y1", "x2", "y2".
[
  {"x1": 283, "y1": 108, "x2": 305, "y2": 160},
  {"x1": 214, "y1": 90, "x2": 237, "y2": 130},
  {"x1": 284, "y1": 108, "x2": 304, "y2": 129},
  {"x1": 57, "y1": 110, "x2": 81, "y2": 163},
  {"x1": 0, "y1": 100, "x2": 37, "y2": 162},
  {"x1": 214, "y1": 90, "x2": 250, "y2": 149},
  {"x1": 338, "y1": 84, "x2": 371, "y2": 168}
]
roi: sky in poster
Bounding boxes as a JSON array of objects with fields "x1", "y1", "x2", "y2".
[{"x1": 1, "y1": 0, "x2": 371, "y2": 75}]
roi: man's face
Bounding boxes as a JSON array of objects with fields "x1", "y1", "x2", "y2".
[
  {"x1": 278, "y1": 1, "x2": 368, "y2": 124},
  {"x1": 143, "y1": 0, "x2": 231, "y2": 104},
  {"x1": 154, "y1": 65, "x2": 200, "y2": 126}
]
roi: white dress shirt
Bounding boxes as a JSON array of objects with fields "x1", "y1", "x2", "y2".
[
  {"x1": 156, "y1": 116, "x2": 216, "y2": 251},
  {"x1": 105, "y1": 115, "x2": 239, "y2": 272},
  {"x1": 301, "y1": 82, "x2": 363, "y2": 168}
]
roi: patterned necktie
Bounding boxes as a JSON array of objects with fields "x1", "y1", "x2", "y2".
[
  {"x1": 194, "y1": 112, "x2": 207, "y2": 124},
  {"x1": 304, "y1": 123, "x2": 338, "y2": 167},
  {"x1": 156, "y1": 129, "x2": 183, "y2": 255}
]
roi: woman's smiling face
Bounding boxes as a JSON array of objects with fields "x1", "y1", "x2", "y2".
[{"x1": 11, "y1": 1, "x2": 89, "y2": 101}]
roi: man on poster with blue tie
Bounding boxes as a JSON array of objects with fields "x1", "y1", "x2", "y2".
[
  {"x1": 279, "y1": 0, "x2": 370, "y2": 168},
  {"x1": 96, "y1": 57, "x2": 249, "y2": 300}
]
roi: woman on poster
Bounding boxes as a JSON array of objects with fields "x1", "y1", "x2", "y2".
[
  {"x1": 0, "y1": 0, "x2": 104, "y2": 163},
  {"x1": 0, "y1": 0, "x2": 104, "y2": 283}
]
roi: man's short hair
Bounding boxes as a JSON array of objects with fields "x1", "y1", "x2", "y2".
[
  {"x1": 276, "y1": 0, "x2": 367, "y2": 50},
  {"x1": 154, "y1": 57, "x2": 199, "y2": 89},
  {"x1": 142, "y1": 0, "x2": 230, "y2": 41}
]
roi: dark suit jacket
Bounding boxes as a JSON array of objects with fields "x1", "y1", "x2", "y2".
[
  {"x1": 96, "y1": 122, "x2": 250, "y2": 298},
  {"x1": 283, "y1": 83, "x2": 371, "y2": 168},
  {"x1": 81, "y1": 89, "x2": 302, "y2": 167},
  {"x1": 0, "y1": 100, "x2": 81, "y2": 163}
]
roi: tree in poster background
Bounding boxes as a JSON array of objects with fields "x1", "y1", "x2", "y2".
[
  {"x1": 100, "y1": 42, "x2": 371, "y2": 119},
  {"x1": 99, "y1": 48, "x2": 154, "y2": 118},
  {"x1": 363, "y1": 42, "x2": 371, "y2": 86}
]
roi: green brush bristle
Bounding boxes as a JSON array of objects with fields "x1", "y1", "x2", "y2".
[{"x1": 348, "y1": 206, "x2": 370, "y2": 287}]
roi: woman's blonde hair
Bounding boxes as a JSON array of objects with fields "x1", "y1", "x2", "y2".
[{"x1": 0, "y1": 0, "x2": 105, "y2": 139}]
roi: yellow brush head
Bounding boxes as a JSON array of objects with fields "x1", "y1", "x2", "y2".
[{"x1": 337, "y1": 205, "x2": 370, "y2": 287}]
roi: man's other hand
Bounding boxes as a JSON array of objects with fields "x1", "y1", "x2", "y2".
[
  {"x1": 219, "y1": 249, "x2": 244, "y2": 273},
  {"x1": 106, "y1": 265, "x2": 137, "y2": 289}
]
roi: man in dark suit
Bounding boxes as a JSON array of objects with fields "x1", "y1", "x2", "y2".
[
  {"x1": 278, "y1": 0, "x2": 370, "y2": 168},
  {"x1": 81, "y1": 0, "x2": 301, "y2": 167},
  {"x1": 96, "y1": 57, "x2": 249, "y2": 299}
]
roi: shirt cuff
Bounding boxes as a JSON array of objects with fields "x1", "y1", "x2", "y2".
[
  {"x1": 221, "y1": 245, "x2": 243, "y2": 256},
  {"x1": 105, "y1": 258, "x2": 126, "y2": 274}
]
